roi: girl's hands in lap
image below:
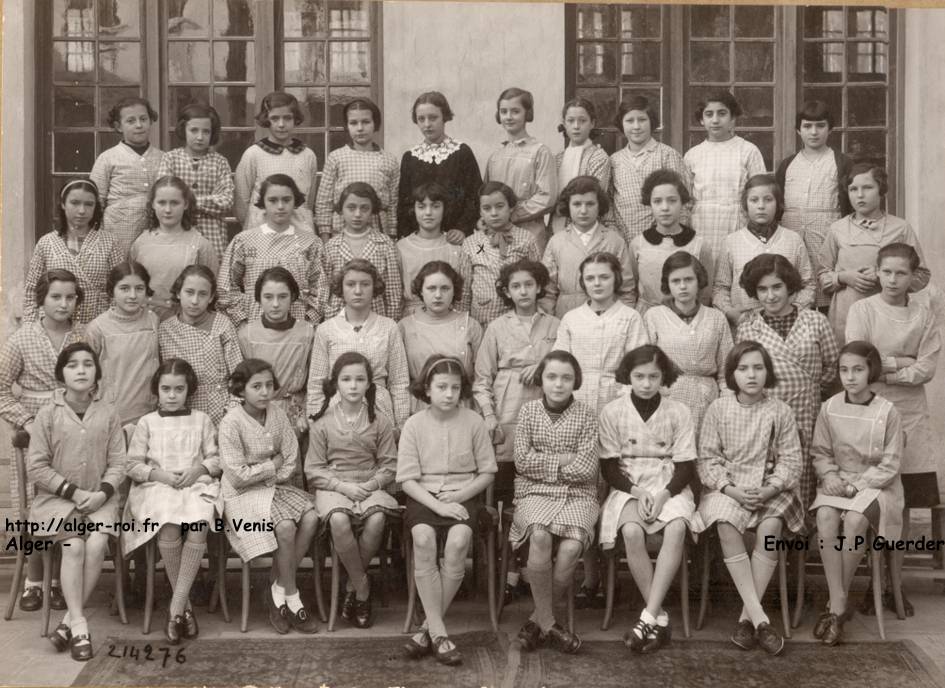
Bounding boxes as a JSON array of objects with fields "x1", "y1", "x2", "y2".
[
  {"x1": 175, "y1": 465, "x2": 208, "y2": 488},
  {"x1": 340, "y1": 482, "x2": 371, "y2": 502},
  {"x1": 436, "y1": 501, "x2": 469, "y2": 521}
]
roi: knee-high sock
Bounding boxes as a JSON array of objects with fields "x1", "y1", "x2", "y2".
[
  {"x1": 440, "y1": 559, "x2": 466, "y2": 620},
  {"x1": 739, "y1": 552, "x2": 778, "y2": 622},
  {"x1": 414, "y1": 565, "x2": 445, "y2": 639},
  {"x1": 527, "y1": 561, "x2": 554, "y2": 631},
  {"x1": 170, "y1": 541, "x2": 205, "y2": 617},
  {"x1": 723, "y1": 552, "x2": 768, "y2": 627},
  {"x1": 158, "y1": 537, "x2": 183, "y2": 591}
]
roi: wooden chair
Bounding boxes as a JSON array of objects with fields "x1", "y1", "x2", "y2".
[
  {"x1": 600, "y1": 533, "x2": 693, "y2": 637},
  {"x1": 696, "y1": 528, "x2": 792, "y2": 638}
]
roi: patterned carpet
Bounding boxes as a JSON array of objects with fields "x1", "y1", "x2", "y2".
[{"x1": 72, "y1": 634, "x2": 945, "y2": 688}]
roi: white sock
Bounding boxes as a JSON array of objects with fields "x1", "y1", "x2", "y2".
[
  {"x1": 507, "y1": 571, "x2": 520, "y2": 586},
  {"x1": 641, "y1": 608, "x2": 657, "y2": 625},
  {"x1": 656, "y1": 610, "x2": 669, "y2": 627},
  {"x1": 271, "y1": 582, "x2": 286, "y2": 607},
  {"x1": 285, "y1": 591, "x2": 303, "y2": 613},
  {"x1": 24, "y1": 578, "x2": 41, "y2": 589}
]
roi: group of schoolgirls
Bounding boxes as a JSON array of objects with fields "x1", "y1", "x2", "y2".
[{"x1": 2, "y1": 83, "x2": 940, "y2": 667}]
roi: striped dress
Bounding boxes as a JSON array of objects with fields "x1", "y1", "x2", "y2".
[
  {"x1": 233, "y1": 142, "x2": 319, "y2": 233},
  {"x1": 314, "y1": 144, "x2": 400, "y2": 238}
]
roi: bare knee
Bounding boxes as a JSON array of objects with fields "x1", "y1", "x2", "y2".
[
  {"x1": 443, "y1": 526, "x2": 471, "y2": 563},
  {"x1": 299, "y1": 510, "x2": 318, "y2": 530},
  {"x1": 529, "y1": 530, "x2": 553, "y2": 555},
  {"x1": 411, "y1": 526, "x2": 437, "y2": 558},
  {"x1": 62, "y1": 537, "x2": 85, "y2": 561},
  {"x1": 85, "y1": 533, "x2": 109, "y2": 559},
  {"x1": 843, "y1": 512, "x2": 869, "y2": 535},
  {"x1": 330, "y1": 512, "x2": 353, "y2": 537},
  {"x1": 817, "y1": 507, "x2": 841, "y2": 534},
  {"x1": 362, "y1": 513, "x2": 386, "y2": 537},
  {"x1": 556, "y1": 540, "x2": 583, "y2": 566},
  {"x1": 274, "y1": 520, "x2": 296, "y2": 545},
  {"x1": 621, "y1": 523, "x2": 646, "y2": 549}
]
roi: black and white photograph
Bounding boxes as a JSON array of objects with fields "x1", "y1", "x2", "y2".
[{"x1": 1, "y1": 1, "x2": 944, "y2": 686}]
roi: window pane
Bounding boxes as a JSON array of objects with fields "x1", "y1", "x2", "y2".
[
  {"x1": 596, "y1": 130, "x2": 620, "y2": 156},
  {"x1": 286, "y1": 87, "x2": 326, "y2": 127},
  {"x1": 733, "y1": 86, "x2": 774, "y2": 127},
  {"x1": 100, "y1": 86, "x2": 140, "y2": 125},
  {"x1": 576, "y1": 88, "x2": 618, "y2": 132},
  {"x1": 99, "y1": 41, "x2": 140, "y2": 84},
  {"x1": 734, "y1": 6, "x2": 774, "y2": 38},
  {"x1": 847, "y1": 130, "x2": 886, "y2": 166},
  {"x1": 848, "y1": 7, "x2": 887, "y2": 39},
  {"x1": 99, "y1": 131, "x2": 122, "y2": 153},
  {"x1": 329, "y1": 86, "x2": 372, "y2": 126},
  {"x1": 577, "y1": 43, "x2": 618, "y2": 85},
  {"x1": 803, "y1": 42, "x2": 844, "y2": 83},
  {"x1": 329, "y1": 42, "x2": 370, "y2": 83},
  {"x1": 55, "y1": 86, "x2": 95, "y2": 127},
  {"x1": 688, "y1": 131, "x2": 707, "y2": 150},
  {"x1": 213, "y1": 0, "x2": 255, "y2": 37},
  {"x1": 169, "y1": 86, "x2": 211, "y2": 126},
  {"x1": 847, "y1": 42, "x2": 887, "y2": 82},
  {"x1": 801, "y1": 87, "x2": 843, "y2": 127},
  {"x1": 213, "y1": 41, "x2": 254, "y2": 81},
  {"x1": 295, "y1": 133, "x2": 326, "y2": 169},
  {"x1": 329, "y1": 129, "x2": 349, "y2": 154},
  {"x1": 620, "y1": 6, "x2": 660, "y2": 39},
  {"x1": 576, "y1": 5, "x2": 616, "y2": 39},
  {"x1": 213, "y1": 86, "x2": 256, "y2": 126},
  {"x1": 803, "y1": 7, "x2": 844, "y2": 38},
  {"x1": 848, "y1": 86, "x2": 886, "y2": 127},
  {"x1": 690, "y1": 42, "x2": 730, "y2": 82},
  {"x1": 216, "y1": 130, "x2": 256, "y2": 170},
  {"x1": 54, "y1": 132, "x2": 95, "y2": 172},
  {"x1": 167, "y1": 0, "x2": 208, "y2": 37},
  {"x1": 53, "y1": 41, "x2": 96, "y2": 82},
  {"x1": 620, "y1": 42, "x2": 661, "y2": 83},
  {"x1": 690, "y1": 6, "x2": 730, "y2": 38},
  {"x1": 53, "y1": 0, "x2": 94, "y2": 37},
  {"x1": 741, "y1": 131, "x2": 773, "y2": 170},
  {"x1": 329, "y1": 0, "x2": 371, "y2": 38},
  {"x1": 284, "y1": 42, "x2": 326, "y2": 84},
  {"x1": 168, "y1": 42, "x2": 211, "y2": 83},
  {"x1": 284, "y1": 0, "x2": 327, "y2": 38},
  {"x1": 98, "y1": 0, "x2": 140, "y2": 38},
  {"x1": 734, "y1": 43, "x2": 773, "y2": 82}
]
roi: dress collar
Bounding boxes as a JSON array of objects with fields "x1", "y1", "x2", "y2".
[
  {"x1": 410, "y1": 137, "x2": 461, "y2": 164},
  {"x1": 643, "y1": 223, "x2": 695, "y2": 246},
  {"x1": 256, "y1": 137, "x2": 307, "y2": 155},
  {"x1": 262, "y1": 314, "x2": 296, "y2": 331}
]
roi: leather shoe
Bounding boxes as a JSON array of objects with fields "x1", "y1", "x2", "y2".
[
  {"x1": 340, "y1": 590, "x2": 356, "y2": 622},
  {"x1": 181, "y1": 609, "x2": 199, "y2": 639},
  {"x1": 352, "y1": 596, "x2": 372, "y2": 629},
  {"x1": 164, "y1": 613, "x2": 182, "y2": 645},
  {"x1": 70, "y1": 633, "x2": 93, "y2": 662},
  {"x1": 821, "y1": 613, "x2": 843, "y2": 646},
  {"x1": 19, "y1": 587, "x2": 42, "y2": 612},
  {"x1": 517, "y1": 620, "x2": 542, "y2": 651},
  {"x1": 730, "y1": 619, "x2": 756, "y2": 650},
  {"x1": 640, "y1": 623, "x2": 671, "y2": 654},
  {"x1": 49, "y1": 585, "x2": 67, "y2": 611},
  {"x1": 433, "y1": 636, "x2": 463, "y2": 666},
  {"x1": 287, "y1": 605, "x2": 319, "y2": 634},
  {"x1": 49, "y1": 623, "x2": 71, "y2": 652},
  {"x1": 403, "y1": 629, "x2": 432, "y2": 659},
  {"x1": 813, "y1": 611, "x2": 831, "y2": 639},
  {"x1": 756, "y1": 622, "x2": 785, "y2": 656},
  {"x1": 267, "y1": 591, "x2": 290, "y2": 635},
  {"x1": 544, "y1": 623, "x2": 582, "y2": 654}
]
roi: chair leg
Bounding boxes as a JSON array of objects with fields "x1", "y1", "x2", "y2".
[
  {"x1": 792, "y1": 548, "x2": 806, "y2": 629},
  {"x1": 143, "y1": 540, "x2": 155, "y2": 634},
  {"x1": 680, "y1": 540, "x2": 691, "y2": 639},
  {"x1": 403, "y1": 538, "x2": 416, "y2": 634},
  {"x1": 240, "y1": 560, "x2": 250, "y2": 633},
  {"x1": 4, "y1": 533, "x2": 26, "y2": 620},
  {"x1": 872, "y1": 549, "x2": 885, "y2": 640},
  {"x1": 311, "y1": 538, "x2": 328, "y2": 623},
  {"x1": 41, "y1": 548, "x2": 53, "y2": 637},
  {"x1": 778, "y1": 549, "x2": 791, "y2": 639},
  {"x1": 932, "y1": 506, "x2": 945, "y2": 569},
  {"x1": 114, "y1": 540, "x2": 127, "y2": 625},
  {"x1": 697, "y1": 538, "x2": 711, "y2": 631},
  {"x1": 601, "y1": 556, "x2": 615, "y2": 631},
  {"x1": 217, "y1": 537, "x2": 230, "y2": 623},
  {"x1": 496, "y1": 534, "x2": 510, "y2": 622},
  {"x1": 328, "y1": 546, "x2": 340, "y2": 632},
  {"x1": 888, "y1": 550, "x2": 906, "y2": 620},
  {"x1": 567, "y1": 581, "x2": 575, "y2": 633},
  {"x1": 487, "y1": 530, "x2": 498, "y2": 634}
]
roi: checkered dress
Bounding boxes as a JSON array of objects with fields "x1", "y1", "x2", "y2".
[
  {"x1": 158, "y1": 148, "x2": 234, "y2": 259},
  {"x1": 233, "y1": 143, "x2": 319, "y2": 232},
  {"x1": 644, "y1": 305, "x2": 732, "y2": 435},
  {"x1": 628, "y1": 230, "x2": 711, "y2": 314},
  {"x1": 713, "y1": 226, "x2": 816, "y2": 317},
  {"x1": 508, "y1": 399, "x2": 600, "y2": 551},
  {"x1": 23, "y1": 230, "x2": 124, "y2": 325},
  {"x1": 610, "y1": 141, "x2": 691, "y2": 243},
  {"x1": 217, "y1": 226, "x2": 323, "y2": 326},
  {"x1": 462, "y1": 227, "x2": 540, "y2": 326},
  {"x1": 314, "y1": 144, "x2": 400, "y2": 237},
  {"x1": 158, "y1": 313, "x2": 244, "y2": 426},
  {"x1": 218, "y1": 403, "x2": 314, "y2": 562},
  {"x1": 306, "y1": 311, "x2": 410, "y2": 430},
  {"x1": 319, "y1": 232, "x2": 403, "y2": 321},
  {"x1": 396, "y1": 234, "x2": 473, "y2": 316},
  {"x1": 90, "y1": 142, "x2": 164, "y2": 257},
  {"x1": 697, "y1": 394, "x2": 805, "y2": 535},
  {"x1": 684, "y1": 136, "x2": 766, "y2": 265},
  {"x1": 0, "y1": 319, "x2": 84, "y2": 509},
  {"x1": 553, "y1": 301, "x2": 649, "y2": 414}
]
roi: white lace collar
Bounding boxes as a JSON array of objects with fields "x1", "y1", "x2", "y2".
[{"x1": 410, "y1": 137, "x2": 462, "y2": 164}]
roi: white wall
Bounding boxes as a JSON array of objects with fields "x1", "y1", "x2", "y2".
[{"x1": 382, "y1": 1, "x2": 566, "y2": 171}]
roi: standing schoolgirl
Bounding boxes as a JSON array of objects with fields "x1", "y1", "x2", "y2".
[
  {"x1": 218, "y1": 359, "x2": 319, "y2": 634},
  {"x1": 24, "y1": 179, "x2": 122, "y2": 325},
  {"x1": 485, "y1": 87, "x2": 557, "y2": 253},
  {"x1": 218, "y1": 174, "x2": 322, "y2": 327},
  {"x1": 90, "y1": 97, "x2": 163, "y2": 257},
  {"x1": 463, "y1": 182, "x2": 541, "y2": 326},
  {"x1": 319, "y1": 182, "x2": 403, "y2": 321},
  {"x1": 84, "y1": 262, "x2": 161, "y2": 426},
  {"x1": 398, "y1": 356, "x2": 497, "y2": 665},
  {"x1": 234, "y1": 92, "x2": 318, "y2": 232},
  {"x1": 307, "y1": 258, "x2": 410, "y2": 432},
  {"x1": 775, "y1": 100, "x2": 853, "y2": 310},
  {"x1": 0, "y1": 269, "x2": 84, "y2": 610},
  {"x1": 159, "y1": 265, "x2": 243, "y2": 426},
  {"x1": 818, "y1": 163, "x2": 931, "y2": 344},
  {"x1": 306, "y1": 352, "x2": 400, "y2": 628},
  {"x1": 846, "y1": 243, "x2": 942, "y2": 612},
  {"x1": 397, "y1": 182, "x2": 473, "y2": 316},
  {"x1": 541, "y1": 175, "x2": 635, "y2": 317},
  {"x1": 237, "y1": 267, "x2": 314, "y2": 435},
  {"x1": 809, "y1": 341, "x2": 903, "y2": 645},
  {"x1": 315, "y1": 98, "x2": 400, "y2": 241},
  {"x1": 511, "y1": 350, "x2": 598, "y2": 654},
  {"x1": 28, "y1": 343, "x2": 126, "y2": 661},
  {"x1": 714, "y1": 174, "x2": 816, "y2": 327},
  {"x1": 609, "y1": 96, "x2": 690, "y2": 243},
  {"x1": 736, "y1": 254, "x2": 839, "y2": 513},
  {"x1": 684, "y1": 91, "x2": 766, "y2": 264},
  {"x1": 697, "y1": 341, "x2": 804, "y2": 656},
  {"x1": 130, "y1": 175, "x2": 219, "y2": 321},
  {"x1": 398, "y1": 91, "x2": 482, "y2": 241},
  {"x1": 630, "y1": 169, "x2": 712, "y2": 314},
  {"x1": 157, "y1": 102, "x2": 234, "y2": 259},
  {"x1": 398, "y1": 262, "x2": 482, "y2": 411},
  {"x1": 549, "y1": 98, "x2": 612, "y2": 235},
  {"x1": 123, "y1": 358, "x2": 222, "y2": 643},
  {"x1": 598, "y1": 346, "x2": 701, "y2": 653}
]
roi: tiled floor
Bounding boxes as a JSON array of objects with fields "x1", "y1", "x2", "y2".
[{"x1": 0, "y1": 563, "x2": 942, "y2": 687}]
